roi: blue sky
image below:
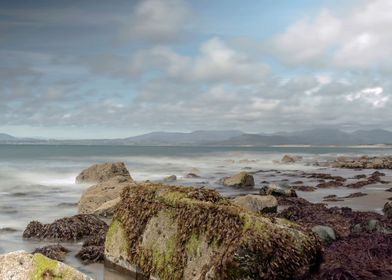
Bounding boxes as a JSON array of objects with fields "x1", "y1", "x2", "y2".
[{"x1": 0, "y1": 0, "x2": 391, "y2": 138}]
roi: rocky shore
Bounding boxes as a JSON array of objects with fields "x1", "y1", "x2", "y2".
[{"x1": 1, "y1": 159, "x2": 392, "y2": 279}]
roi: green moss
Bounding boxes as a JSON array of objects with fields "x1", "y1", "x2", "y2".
[
  {"x1": 29, "y1": 253, "x2": 84, "y2": 280},
  {"x1": 105, "y1": 219, "x2": 129, "y2": 255},
  {"x1": 185, "y1": 233, "x2": 201, "y2": 256}
]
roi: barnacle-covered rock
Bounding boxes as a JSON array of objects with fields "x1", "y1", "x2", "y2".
[{"x1": 105, "y1": 183, "x2": 321, "y2": 280}]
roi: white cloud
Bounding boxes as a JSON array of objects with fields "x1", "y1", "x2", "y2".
[
  {"x1": 270, "y1": 0, "x2": 392, "y2": 70},
  {"x1": 346, "y1": 87, "x2": 389, "y2": 108},
  {"x1": 120, "y1": 0, "x2": 190, "y2": 42}
]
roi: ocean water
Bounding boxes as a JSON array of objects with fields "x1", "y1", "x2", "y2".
[{"x1": 0, "y1": 144, "x2": 391, "y2": 279}]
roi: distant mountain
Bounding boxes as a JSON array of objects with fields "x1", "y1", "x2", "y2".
[
  {"x1": 124, "y1": 130, "x2": 243, "y2": 145},
  {"x1": 0, "y1": 133, "x2": 18, "y2": 141},
  {"x1": 0, "y1": 128, "x2": 391, "y2": 146}
]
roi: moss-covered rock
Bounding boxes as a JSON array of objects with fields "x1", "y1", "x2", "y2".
[
  {"x1": 0, "y1": 251, "x2": 91, "y2": 279},
  {"x1": 105, "y1": 183, "x2": 322, "y2": 280}
]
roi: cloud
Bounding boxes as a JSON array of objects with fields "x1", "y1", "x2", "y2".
[
  {"x1": 346, "y1": 87, "x2": 389, "y2": 108},
  {"x1": 119, "y1": 0, "x2": 190, "y2": 43},
  {"x1": 270, "y1": 0, "x2": 392, "y2": 71}
]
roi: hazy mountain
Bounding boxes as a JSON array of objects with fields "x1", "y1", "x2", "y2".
[
  {"x1": 0, "y1": 129, "x2": 391, "y2": 146},
  {"x1": 124, "y1": 130, "x2": 243, "y2": 145}
]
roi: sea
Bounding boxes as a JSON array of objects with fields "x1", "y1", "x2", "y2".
[{"x1": 0, "y1": 144, "x2": 391, "y2": 279}]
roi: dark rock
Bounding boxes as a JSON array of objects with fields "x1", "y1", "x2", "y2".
[
  {"x1": 344, "y1": 192, "x2": 367, "y2": 198},
  {"x1": 76, "y1": 245, "x2": 104, "y2": 264},
  {"x1": 32, "y1": 244, "x2": 70, "y2": 261},
  {"x1": 163, "y1": 175, "x2": 177, "y2": 182},
  {"x1": 0, "y1": 227, "x2": 17, "y2": 234},
  {"x1": 384, "y1": 202, "x2": 392, "y2": 218},
  {"x1": 23, "y1": 214, "x2": 108, "y2": 241},
  {"x1": 185, "y1": 173, "x2": 201, "y2": 178},
  {"x1": 260, "y1": 182, "x2": 297, "y2": 197},
  {"x1": 292, "y1": 185, "x2": 317, "y2": 192}
]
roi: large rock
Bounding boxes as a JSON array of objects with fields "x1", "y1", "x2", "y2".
[
  {"x1": 260, "y1": 182, "x2": 298, "y2": 197},
  {"x1": 218, "y1": 172, "x2": 255, "y2": 188},
  {"x1": 105, "y1": 183, "x2": 321, "y2": 280},
  {"x1": 0, "y1": 251, "x2": 90, "y2": 279},
  {"x1": 281, "y1": 154, "x2": 303, "y2": 163},
  {"x1": 311, "y1": 225, "x2": 336, "y2": 245},
  {"x1": 384, "y1": 202, "x2": 392, "y2": 218},
  {"x1": 231, "y1": 194, "x2": 278, "y2": 214},
  {"x1": 78, "y1": 176, "x2": 135, "y2": 215},
  {"x1": 332, "y1": 156, "x2": 392, "y2": 169},
  {"x1": 76, "y1": 162, "x2": 132, "y2": 184}
]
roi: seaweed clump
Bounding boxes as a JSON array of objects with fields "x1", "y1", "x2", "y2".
[
  {"x1": 23, "y1": 214, "x2": 107, "y2": 241},
  {"x1": 108, "y1": 183, "x2": 321, "y2": 280},
  {"x1": 33, "y1": 244, "x2": 70, "y2": 261}
]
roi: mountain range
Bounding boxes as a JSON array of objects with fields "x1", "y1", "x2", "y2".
[{"x1": 1, "y1": 129, "x2": 392, "y2": 146}]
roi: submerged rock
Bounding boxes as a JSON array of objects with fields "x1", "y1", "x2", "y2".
[
  {"x1": 33, "y1": 244, "x2": 70, "y2": 262},
  {"x1": 78, "y1": 176, "x2": 134, "y2": 215},
  {"x1": 105, "y1": 183, "x2": 321, "y2": 280},
  {"x1": 231, "y1": 194, "x2": 278, "y2": 214},
  {"x1": 23, "y1": 214, "x2": 108, "y2": 241},
  {"x1": 163, "y1": 175, "x2": 177, "y2": 182},
  {"x1": 281, "y1": 154, "x2": 303, "y2": 163},
  {"x1": 0, "y1": 251, "x2": 90, "y2": 279},
  {"x1": 218, "y1": 171, "x2": 255, "y2": 188},
  {"x1": 76, "y1": 162, "x2": 132, "y2": 184},
  {"x1": 260, "y1": 182, "x2": 297, "y2": 197}
]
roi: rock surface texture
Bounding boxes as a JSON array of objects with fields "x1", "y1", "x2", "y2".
[
  {"x1": 105, "y1": 183, "x2": 321, "y2": 280},
  {"x1": 218, "y1": 172, "x2": 255, "y2": 188},
  {"x1": 231, "y1": 194, "x2": 278, "y2": 214},
  {"x1": 0, "y1": 251, "x2": 90, "y2": 280},
  {"x1": 76, "y1": 162, "x2": 132, "y2": 184}
]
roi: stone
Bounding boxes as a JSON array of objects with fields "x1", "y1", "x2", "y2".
[
  {"x1": 217, "y1": 172, "x2": 255, "y2": 188},
  {"x1": 163, "y1": 175, "x2": 177, "y2": 182},
  {"x1": 231, "y1": 194, "x2": 278, "y2": 214},
  {"x1": 105, "y1": 183, "x2": 321, "y2": 280},
  {"x1": 0, "y1": 251, "x2": 90, "y2": 279},
  {"x1": 93, "y1": 197, "x2": 121, "y2": 218},
  {"x1": 78, "y1": 176, "x2": 135, "y2": 214},
  {"x1": 281, "y1": 154, "x2": 303, "y2": 163},
  {"x1": 311, "y1": 225, "x2": 336, "y2": 244},
  {"x1": 260, "y1": 182, "x2": 297, "y2": 197},
  {"x1": 383, "y1": 201, "x2": 392, "y2": 218},
  {"x1": 76, "y1": 162, "x2": 132, "y2": 184},
  {"x1": 33, "y1": 245, "x2": 70, "y2": 262}
]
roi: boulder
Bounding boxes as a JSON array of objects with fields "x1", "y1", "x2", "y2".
[
  {"x1": 93, "y1": 197, "x2": 121, "y2": 218},
  {"x1": 78, "y1": 176, "x2": 135, "y2": 215},
  {"x1": 0, "y1": 251, "x2": 90, "y2": 279},
  {"x1": 231, "y1": 194, "x2": 278, "y2": 214},
  {"x1": 218, "y1": 172, "x2": 255, "y2": 188},
  {"x1": 281, "y1": 154, "x2": 303, "y2": 163},
  {"x1": 384, "y1": 202, "x2": 392, "y2": 218},
  {"x1": 105, "y1": 183, "x2": 321, "y2": 280},
  {"x1": 76, "y1": 162, "x2": 132, "y2": 184},
  {"x1": 163, "y1": 175, "x2": 177, "y2": 182},
  {"x1": 260, "y1": 182, "x2": 297, "y2": 197},
  {"x1": 311, "y1": 225, "x2": 336, "y2": 245}
]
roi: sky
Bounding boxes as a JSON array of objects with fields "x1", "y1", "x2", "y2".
[{"x1": 1, "y1": 0, "x2": 392, "y2": 139}]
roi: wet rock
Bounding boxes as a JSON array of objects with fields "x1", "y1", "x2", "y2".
[
  {"x1": 78, "y1": 176, "x2": 135, "y2": 214},
  {"x1": 93, "y1": 197, "x2": 120, "y2": 218},
  {"x1": 23, "y1": 214, "x2": 108, "y2": 241},
  {"x1": 163, "y1": 175, "x2": 177, "y2": 182},
  {"x1": 76, "y1": 162, "x2": 132, "y2": 184},
  {"x1": 292, "y1": 185, "x2": 317, "y2": 192},
  {"x1": 386, "y1": 187, "x2": 392, "y2": 192},
  {"x1": 344, "y1": 192, "x2": 367, "y2": 198},
  {"x1": 217, "y1": 171, "x2": 254, "y2": 188},
  {"x1": 0, "y1": 251, "x2": 90, "y2": 279},
  {"x1": 384, "y1": 201, "x2": 392, "y2": 218},
  {"x1": 185, "y1": 173, "x2": 201, "y2": 178},
  {"x1": 76, "y1": 246, "x2": 104, "y2": 264},
  {"x1": 332, "y1": 155, "x2": 392, "y2": 169},
  {"x1": 316, "y1": 181, "x2": 344, "y2": 188},
  {"x1": 281, "y1": 154, "x2": 303, "y2": 163},
  {"x1": 260, "y1": 182, "x2": 297, "y2": 197},
  {"x1": 311, "y1": 225, "x2": 336, "y2": 245},
  {"x1": 32, "y1": 244, "x2": 70, "y2": 262},
  {"x1": 57, "y1": 202, "x2": 78, "y2": 208},
  {"x1": 366, "y1": 219, "x2": 383, "y2": 232},
  {"x1": 105, "y1": 183, "x2": 321, "y2": 279},
  {"x1": 0, "y1": 227, "x2": 17, "y2": 234},
  {"x1": 231, "y1": 194, "x2": 278, "y2": 214},
  {"x1": 353, "y1": 174, "x2": 367, "y2": 179}
]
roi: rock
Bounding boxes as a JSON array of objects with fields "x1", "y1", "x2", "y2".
[
  {"x1": 281, "y1": 154, "x2": 303, "y2": 163},
  {"x1": 105, "y1": 183, "x2": 321, "y2": 279},
  {"x1": 185, "y1": 173, "x2": 201, "y2": 178},
  {"x1": 163, "y1": 175, "x2": 177, "y2": 182},
  {"x1": 0, "y1": 251, "x2": 90, "y2": 279},
  {"x1": 383, "y1": 201, "x2": 392, "y2": 218},
  {"x1": 344, "y1": 192, "x2": 367, "y2": 198},
  {"x1": 0, "y1": 227, "x2": 17, "y2": 234},
  {"x1": 260, "y1": 182, "x2": 297, "y2": 197},
  {"x1": 78, "y1": 176, "x2": 134, "y2": 214},
  {"x1": 292, "y1": 185, "x2": 317, "y2": 192},
  {"x1": 218, "y1": 172, "x2": 255, "y2": 188},
  {"x1": 32, "y1": 244, "x2": 70, "y2": 262},
  {"x1": 311, "y1": 225, "x2": 336, "y2": 244},
  {"x1": 332, "y1": 156, "x2": 392, "y2": 169},
  {"x1": 76, "y1": 162, "x2": 132, "y2": 184},
  {"x1": 93, "y1": 197, "x2": 120, "y2": 218},
  {"x1": 23, "y1": 214, "x2": 108, "y2": 241},
  {"x1": 366, "y1": 219, "x2": 382, "y2": 232},
  {"x1": 231, "y1": 194, "x2": 278, "y2": 214}
]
